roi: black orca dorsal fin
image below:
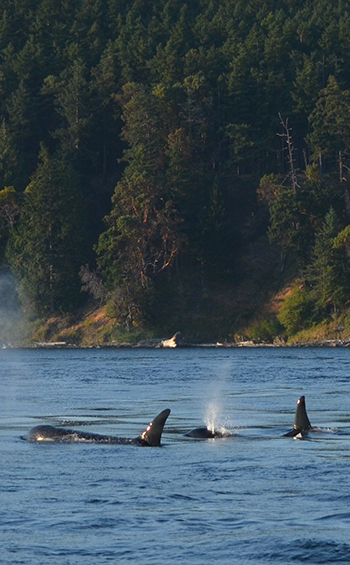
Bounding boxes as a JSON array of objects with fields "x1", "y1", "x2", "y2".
[
  {"x1": 138, "y1": 408, "x2": 171, "y2": 446},
  {"x1": 294, "y1": 395, "x2": 311, "y2": 431}
]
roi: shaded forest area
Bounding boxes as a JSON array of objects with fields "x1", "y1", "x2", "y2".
[{"x1": 2, "y1": 0, "x2": 350, "y2": 343}]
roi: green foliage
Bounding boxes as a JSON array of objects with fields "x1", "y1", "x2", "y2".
[
  {"x1": 276, "y1": 207, "x2": 350, "y2": 336},
  {"x1": 6, "y1": 148, "x2": 87, "y2": 316},
  {"x1": 0, "y1": 186, "x2": 20, "y2": 229},
  {"x1": 2, "y1": 0, "x2": 350, "y2": 334},
  {"x1": 334, "y1": 225, "x2": 350, "y2": 249},
  {"x1": 278, "y1": 284, "x2": 316, "y2": 336},
  {"x1": 308, "y1": 76, "x2": 350, "y2": 161},
  {"x1": 268, "y1": 187, "x2": 310, "y2": 264},
  {"x1": 96, "y1": 85, "x2": 184, "y2": 280},
  {"x1": 0, "y1": 119, "x2": 24, "y2": 188},
  {"x1": 305, "y1": 207, "x2": 350, "y2": 312},
  {"x1": 246, "y1": 318, "x2": 283, "y2": 343}
]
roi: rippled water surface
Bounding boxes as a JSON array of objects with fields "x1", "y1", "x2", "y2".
[{"x1": 1, "y1": 347, "x2": 350, "y2": 564}]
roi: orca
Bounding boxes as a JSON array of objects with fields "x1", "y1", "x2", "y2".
[
  {"x1": 185, "y1": 426, "x2": 231, "y2": 439},
  {"x1": 284, "y1": 395, "x2": 312, "y2": 437},
  {"x1": 22, "y1": 408, "x2": 171, "y2": 446}
]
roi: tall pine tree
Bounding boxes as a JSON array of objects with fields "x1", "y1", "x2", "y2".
[{"x1": 6, "y1": 147, "x2": 87, "y2": 315}]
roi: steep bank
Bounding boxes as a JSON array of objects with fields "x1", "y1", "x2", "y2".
[
  {"x1": 21, "y1": 239, "x2": 347, "y2": 347},
  {"x1": 25, "y1": 300, "x2": 350, "y2": 348},
  {"x1": 5, "y1": 231, "x2": 350, "y2": 348}
]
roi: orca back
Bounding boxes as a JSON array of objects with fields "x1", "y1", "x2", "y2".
[
  {"x1": 185, "y1": 427, "x2": 217, "y2": 438},
  {"x1": 23, "y1": 408, "x2": 171, "y2": 446},
  {"x1": 184, "y1": 426, "x2": 231, "y2": 438}
]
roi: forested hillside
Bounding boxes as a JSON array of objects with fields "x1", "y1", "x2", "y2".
[{"x1": 2, "y1": 0, "x2": 350, "y2": 344}]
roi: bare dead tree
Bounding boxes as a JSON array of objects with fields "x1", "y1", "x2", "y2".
[{"x1": 277, "y1": 114, "x2": 300, "y2": 193}]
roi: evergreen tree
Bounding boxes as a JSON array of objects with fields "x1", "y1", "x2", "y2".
[
  {"x1": 1, "y1": 0, "x2": 350, "y2": 332},
  {"x1": 268, "y1": 186, "x2": 309, "y2": 265},
  {"x1": 308, "y1": 76, "x2": 350, "y2": 178},
  {"x1": 90, "y1": 42, "x2": 122, "y2": 178},
  {"x1": 96, "y1": 83, "x2": 185, "y2": 324},
  {"x1": 0, "y1": 186, "x2": 20, "y2": 258},
  {"x1": 6, "y1": 147, "x2": 87, "y2": 316},
  {"x1": 0, "y1": 118, "x2": 24, "y2": 188},
  {"x1": 305, "y1": 207, "x2": 350, "y2": 313},
  {"x1": 5, "y1": 80, "x2": 33, "y2": 187},
  {"x1": 42, "y1": 59, "x2": 92, "y2": 167}
]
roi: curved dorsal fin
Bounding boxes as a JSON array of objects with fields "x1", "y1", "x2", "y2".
[
  {"x1": 138, "y1": 408, "x2": 171, "y2": 446},
  {"x1": 294, "y1": 395, "x2": 311, "y2": 431}
]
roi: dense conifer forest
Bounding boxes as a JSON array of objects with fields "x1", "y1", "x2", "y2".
[{"x1": 2, "y1": 0, "x2": 350, "y2": 344}]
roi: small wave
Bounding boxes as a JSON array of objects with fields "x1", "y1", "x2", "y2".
[
  {"x1": 317, "y1": 512, "x2": 350, "y2": 522},
  {"x1": 169, "y1": 493, "x2": 196, "y2": 502},
  {"x1": 260, "y1": 539, "x2": 350, "y2": 563},
  {"x1": 85, "y1": 498, "x2": 110, "y2": 505},
  {"x1": 312, "y1": 426, "x2": 338, "y2": 433}
]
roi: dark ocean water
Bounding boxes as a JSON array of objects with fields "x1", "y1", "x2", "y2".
[{"x1": 1, "y1": 347, "x2": 350, "y2": 564}]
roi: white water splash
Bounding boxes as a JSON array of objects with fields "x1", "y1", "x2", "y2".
[
  {"x1": 203, "y1": 361, "x2": 233, "y2": 435},
  {"x1": 205, "y1": 401, "x2": 220, "y2": 433},
  {"x1": 204, "y1": 400, "x2": 232, "y2": 436}
]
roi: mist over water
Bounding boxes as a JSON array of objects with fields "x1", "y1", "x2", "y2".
[
  {"x1": 203, "y1": 360, "x2": 233, "y2": 434},
  {"x1": 205, "y1": 400, "x2": 221, "y2": 432},
  {"x1": 1, "y1": 347, "x2": 350, "y2": 564},
  {"x1": 0, "y1": 269, "x2": 25, "y2": 346}
]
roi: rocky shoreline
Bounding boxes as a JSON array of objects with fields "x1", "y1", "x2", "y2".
[
  {"x1": 28, "y1": 335, "x2": 350, "y2": 349},
  {"x1": 4, "y1": 330, "x2": 350, "y2": 349}
]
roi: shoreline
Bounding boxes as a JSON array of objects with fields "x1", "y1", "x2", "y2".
[{"x1": 4, "y1": 338, "x2": 350, "y2": 349}]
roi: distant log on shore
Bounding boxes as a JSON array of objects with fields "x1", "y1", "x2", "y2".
[{"x1": 160, "y1": 332, "x2": 183, "y2": 348}]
